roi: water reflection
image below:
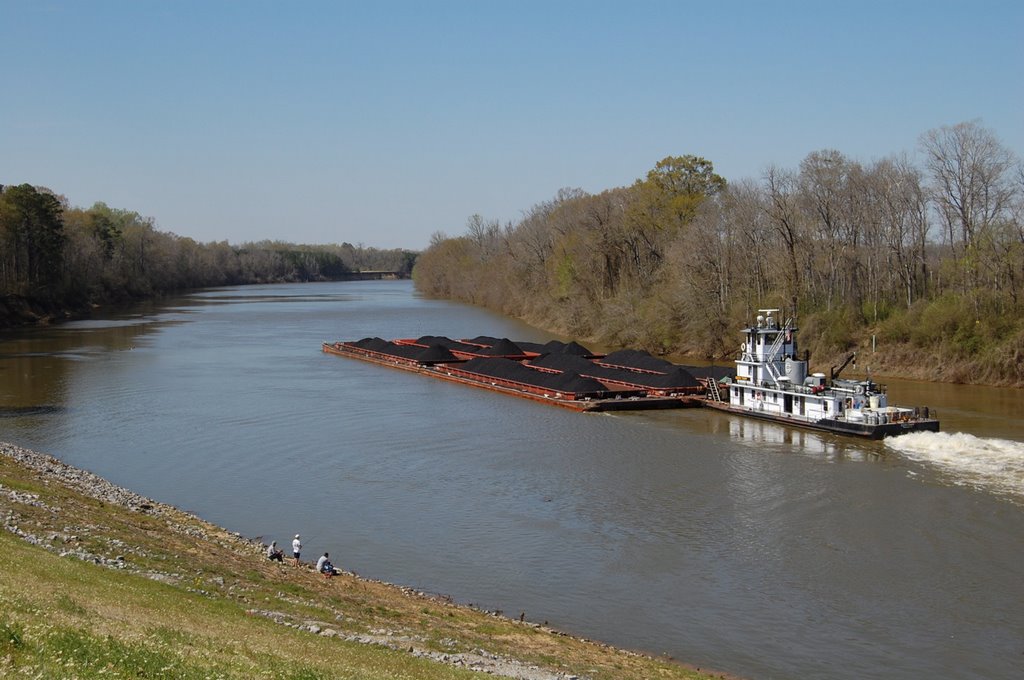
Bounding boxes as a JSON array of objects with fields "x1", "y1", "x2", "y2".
[
  {"x1": 190, "y1": 292, "x2": 361, "y2": 304},
  {"x1": 58, "y1": 315, "x2": 179, "y2": 330},
  {"x1": 722, "y1": 414, "x2": 883, "y2": 462},
  {"x1": 0, "y1": 405, "x2": 66, "y2": 418},
  {"x1": 0, "y1": 310, "x2": 172, "y2": 414}
]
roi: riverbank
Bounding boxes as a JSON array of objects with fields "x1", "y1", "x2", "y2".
[
  {"x1": 0, "y1": 442, "x2": 729, "y2": 680},
  {"x1": 0, "y1": 293, "x2": 75, "y2": 328}
]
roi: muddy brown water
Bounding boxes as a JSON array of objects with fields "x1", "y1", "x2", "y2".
[{"x1": 1, "y1": 280, "x2": 1021, "y2": 679}]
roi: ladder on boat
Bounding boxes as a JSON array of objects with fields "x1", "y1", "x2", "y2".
[
  {"x1": 762, "y1": 317, "x2": 793, "y2": 387},
  {"x1": 705, "y1": 377, "x2": 724, "y2": 402}
]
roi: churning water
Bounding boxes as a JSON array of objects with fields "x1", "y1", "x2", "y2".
[{"x1": 886, "y1": 431, "x2": 1024, "y2": 501}]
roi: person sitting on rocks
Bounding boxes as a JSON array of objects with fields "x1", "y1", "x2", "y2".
[
  {"x1": 266, "y1": 541, "x2": 284, "y2": 562},
  {"x1": 316, "y1": 552, "x2": 337, "y2": 577}
]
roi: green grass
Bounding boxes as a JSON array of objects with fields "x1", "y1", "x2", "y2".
[
  {"x1": 1, "y1": 449, "x2": 719, "y2": 679},
  {"x1": 0, "y1": 531, "x2": 485, "y2": 679}
]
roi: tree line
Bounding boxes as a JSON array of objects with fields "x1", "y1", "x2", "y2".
[
  {"x1": 413, "y1": 121, "x2": 1024, "y2": 385},
  {"x1": 0, "y1": 188, "x2": 417, "y2": 324}
]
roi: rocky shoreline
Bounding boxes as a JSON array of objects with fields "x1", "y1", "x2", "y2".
[{"x1": 2, "y1": 441, "x2": 712, "y2": 680}]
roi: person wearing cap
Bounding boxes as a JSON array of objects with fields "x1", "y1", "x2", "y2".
[{"x1": 291, "y1": 534, "x2": 302, "y2": 565}]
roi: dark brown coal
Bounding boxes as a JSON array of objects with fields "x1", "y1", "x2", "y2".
[
  {"x1": 480, "y1": 338, "x2": 526, "y2": 356},
  {"x1": 416, "y1": 344, "x2": 460, "y2": 364},
  {"x1": 561, "y1": 341, "x2": 592, "y2": 356},
  {"x1": 601, "y1": 349, "x2": 677, "y2": 372},
  {"x1": 458, "y1": 357, "x2": 611, "y2": 396},
  {"x1": 528, "y1": 352, "x2": 699, "y2": 390},
  {"x1": 353, "y1": 337, "x2": 392, "y2": 352}
]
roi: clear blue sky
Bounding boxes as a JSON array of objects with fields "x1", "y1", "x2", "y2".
[{"x1": 3, "y1": 1, "x2": 1021, "y2": 250}]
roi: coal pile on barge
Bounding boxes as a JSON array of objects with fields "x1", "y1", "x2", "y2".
[
  {"x1": 323, "y1": 335, "x2": 709, "y2": 412},
  {"x1": 528, "y1": 353, "x2": 701, "y2": 394},
  {"x1": 458, "y1": 357, "x2": 618, "y2": 399}
]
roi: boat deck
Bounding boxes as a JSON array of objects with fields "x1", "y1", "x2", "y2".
[{"x1": 702, "y1": 397, "x2": 940, "y2": 439}]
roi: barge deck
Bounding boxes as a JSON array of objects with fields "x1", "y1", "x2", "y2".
[{"x1": 322, "y1": 341, "x2": 697, "y2": 412}]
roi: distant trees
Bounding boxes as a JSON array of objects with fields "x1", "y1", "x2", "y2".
[
  {"x1": 0, "y1": 186, "x2": 418, "y2": 324},
  {"x1": 0, "y1": 184, "x2": 66, "y2": 294},
  {"x1": 414, "y1": 121, "x2": 1024, "y2": 384},
  {"x1": 414, "y1": 155, "x2": 729, "y2": 350}
]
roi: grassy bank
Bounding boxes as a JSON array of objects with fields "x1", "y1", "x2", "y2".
[{"x1": 0, "y1": 444, "x2": 725, "y2": 679}]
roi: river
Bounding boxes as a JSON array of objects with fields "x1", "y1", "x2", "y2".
[{"x1": 1, "y1": 280, "x2": 1021, "y2": 679}]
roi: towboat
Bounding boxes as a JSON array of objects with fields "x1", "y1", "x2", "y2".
[{"x1": 703, "y1": 309, "x2": 939, "y2": 439}]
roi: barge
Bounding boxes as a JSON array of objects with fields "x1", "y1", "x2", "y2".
[
  {"x1": 322, "y1": 337, "x2": 705, "y2": 412},
  {"x1": 323, "y1": 317, "x2": 938, "y2": 439},
  {"x1": 705, "y1": 309, "x2": 939, "y2": 439}
]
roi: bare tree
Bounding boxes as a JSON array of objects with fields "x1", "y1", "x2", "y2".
[
  {"x1": 920, "y1": 120, "x2": 1017, "y2": 295},
  {"x1": 762, "y1": 165, "x2": 805, "y2": 313}
]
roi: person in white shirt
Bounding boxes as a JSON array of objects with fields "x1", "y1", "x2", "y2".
[
  {"x1": 292, "y1": 534, "x2": 302, "y2": 565},
  {"x1": 316, "y1": 552, "x2": 335, "y2": 577}
]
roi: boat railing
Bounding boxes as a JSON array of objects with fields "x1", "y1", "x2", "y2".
[
  {"x1": 764, "y1": 318, "x2": 792, "y2": 359},
  {"x1": 761, "y1": 318, "x2": 793, "y2": 387}
]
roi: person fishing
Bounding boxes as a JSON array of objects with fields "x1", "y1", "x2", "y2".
[{"x1": 316, "y1": 551, "x2": 338, "y2": 577}]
